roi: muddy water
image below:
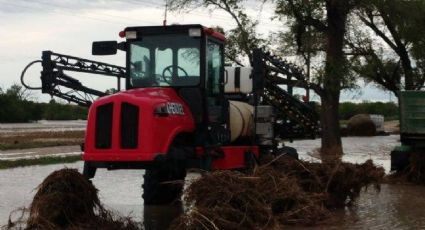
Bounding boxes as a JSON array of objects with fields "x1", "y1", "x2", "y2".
[{"x1": 1, "y1": 135, "x2": 425, "y2": 229}]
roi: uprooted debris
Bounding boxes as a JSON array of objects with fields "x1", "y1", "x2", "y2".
[
  {"x1": 6, "y1": 168, "x2": 140, "y2": 230},
  {"x1": 170, "y1": 155, "x2": 385, "y2": 229}
]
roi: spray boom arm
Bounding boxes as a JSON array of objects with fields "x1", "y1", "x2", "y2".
[{"x1": 21, "y1": 51, "x2": 126, "y2": 107}]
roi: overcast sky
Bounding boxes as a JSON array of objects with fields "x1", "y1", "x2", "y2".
[{"x1": 0, "y1": 0, "x2": 396, "y2": 103}]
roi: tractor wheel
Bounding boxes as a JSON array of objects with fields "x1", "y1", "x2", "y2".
[
  {"x1": 142, "y1": 146, "x2": 187, "y2": 205},
  {"x1": 142, "y1": 167, "x2": 186, "y2": 205},
  {"x1": 82, "y1": 162, "x2": 96, "y2": 179}
]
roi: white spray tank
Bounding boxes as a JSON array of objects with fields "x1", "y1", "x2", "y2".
[{"x1": 229, "y1": 100, "x2": 254, "y2": 142}]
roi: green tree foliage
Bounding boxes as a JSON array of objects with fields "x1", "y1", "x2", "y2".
[
  {"x1": 0, "y1": 84, "x2": 87, "y2": 123},
  {"x1": 350, "y1": 0, "x2": 425, "y2": 95},
  {"x1": 42, "y1": 100, "x2": 88, "y2": 120}
]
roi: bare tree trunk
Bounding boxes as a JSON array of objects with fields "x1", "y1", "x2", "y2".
[
  {"x1": 321, "y1": 93, "x2": 342, "y2": 159},
  {"x1": 399, "y1": 48, "x2": 414, "y2": 90},
  {"x1": 320, "y1": 1, "x2": 349, "y2": 160}
]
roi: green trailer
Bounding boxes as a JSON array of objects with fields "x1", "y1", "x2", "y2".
[{"x1": 391, "y1": 91, "x2": 425, "y2": 171}]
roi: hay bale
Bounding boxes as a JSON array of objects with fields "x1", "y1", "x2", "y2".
[
  {"x1": 347, "y1": 114, "x2": 376, "y2": 136},
  {"x1": 170, "y1": 156, "x2": 384, "y2": 229}
]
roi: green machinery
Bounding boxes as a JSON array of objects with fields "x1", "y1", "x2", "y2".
[{"x1": 391, "y1": 91, "x2": 425, "y2": 171}]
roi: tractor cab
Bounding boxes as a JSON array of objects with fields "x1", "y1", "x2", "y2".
[{"x1": 124, "y1": 25, "x2": 224, "y2": 89}]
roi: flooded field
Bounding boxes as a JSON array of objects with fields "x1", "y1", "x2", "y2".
[
  {"x1": 0, "y1": 121, "x2": 85, "y2": 152},
  {"x1": 0, "y1": 120, "x2": 86, "y2": 134},
  {"x1": 1, "y1": 135, "x2": 425, "y2": 229},
  {"x1": 287, "y1": 135, "x2": 400, "y2": 173}
]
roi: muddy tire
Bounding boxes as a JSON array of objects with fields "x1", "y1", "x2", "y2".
[
  {"x1": 83, "y1": 162, "x2": 96, "y2": 179},
  {"x1": 142, "y1": 145, "x2": 187, "y2": 205},
  {"x1": 142, "y1": 166, "x2": 186, "y2": 205}
]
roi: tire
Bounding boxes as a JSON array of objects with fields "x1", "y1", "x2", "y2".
[
  {"x1": 142, "y1": 167, "x2": 186, "y2": 205},
  {"x1": 83, "y1": 162, "x2": 96, "y2": 179},
  {"x1": 142, "y1": 147, "x2": 187, "y2": 205}
]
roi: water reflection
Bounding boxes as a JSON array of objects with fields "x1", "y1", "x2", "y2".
[
  {"x1": 139, "y1": 185, "x2": 425, "y2": 230},
  {"x1": 143, "y1": 202, "x2": 183, "y2": 230},
  {"x1": 314, "y1": 184, "x2": 425, "y2": 229}
]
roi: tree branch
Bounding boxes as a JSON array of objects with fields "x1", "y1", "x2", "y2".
[
  {"x1": 205, "y1": 0, "x2": 253, "y2": 61},
  {"x1": 287, "y1": 0, "x2": 328, "y2": 32},
  {"x1": 359, "y1": 13, "x2": 398, "y2": 51},
  {"x1": 225, "y1": 53, "x2": 244, "y2": 66}
]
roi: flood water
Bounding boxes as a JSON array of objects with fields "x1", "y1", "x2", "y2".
[{"x1": 1, "y1": 135, "x2": 425, "y2": 229}]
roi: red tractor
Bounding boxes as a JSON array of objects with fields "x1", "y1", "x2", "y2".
[{"x1": 22, "y1": 24, "x2": 319, "y2": 205}]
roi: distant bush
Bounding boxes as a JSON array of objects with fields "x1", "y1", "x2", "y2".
[
  {"x1": 0, "y1": 85, "x2": 87, "y2": 123},
  {"x1": 42, "y1": 100, "x2": 88, "y2": 120}
]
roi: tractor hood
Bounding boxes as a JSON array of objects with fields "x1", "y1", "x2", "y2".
[
  {"x1": 101, "y1": 88, "x2": 185, "y2": 106},
  {"x1": 83, "y1": 87, "x2": 195, "y2": 162}
]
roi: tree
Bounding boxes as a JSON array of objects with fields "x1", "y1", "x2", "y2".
[
  {"x1": 169, "y1": 0, "x2": 267, "y2": 66},
  {"x1": 6, "y1": 83, "x2": 33, "y2": 101},
  {"x1": 170, "y1": 0, "x2": 360, "y2": 158},
  {"x1": 350, "y1": 0, "x2": 425, "y2": 96},
  {"x1": 274, "y1": 0, "x2": 361, "y2": 158}
]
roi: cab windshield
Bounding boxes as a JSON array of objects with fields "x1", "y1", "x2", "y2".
[{"x1": 129, "y1": 34, "x2": 201, "y2": 87}]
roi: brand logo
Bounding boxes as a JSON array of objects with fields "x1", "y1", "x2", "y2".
[{"x1": 166, "y1": 103, "x2": 185, "y2": 115}]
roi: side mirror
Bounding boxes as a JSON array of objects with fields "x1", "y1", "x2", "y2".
[{"x1": 92, "y1": 41, "x2": 118, "y2": 55}]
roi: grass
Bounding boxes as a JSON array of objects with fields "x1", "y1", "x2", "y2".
[
  {"x1": 0, "y1": 130, "x2": 85, "y2": 150},
  {"x1": 0, "y1": 155, "x2": 82, "y2": 170}
]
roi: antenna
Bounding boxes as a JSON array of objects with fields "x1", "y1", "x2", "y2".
[{"x1": 163, "y1": 0, "x2": 168, "y2": 26}]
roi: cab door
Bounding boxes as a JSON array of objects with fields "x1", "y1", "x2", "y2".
[{"x1": 206, "y1": 39, "x2": 229, "y2": 144}]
